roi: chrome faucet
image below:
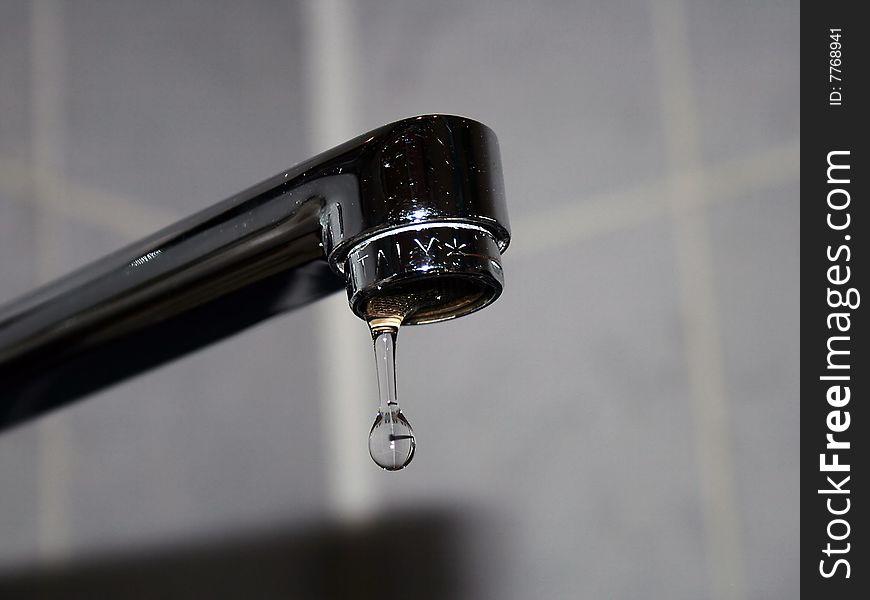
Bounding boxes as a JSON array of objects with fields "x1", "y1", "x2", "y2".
[{"x1": 0, "y1": 115, "x2": 510, "y2": 431}]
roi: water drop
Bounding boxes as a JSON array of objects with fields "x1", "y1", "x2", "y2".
[{"x1": 368, "y1": 325, "x2": 416, "y2": 471}]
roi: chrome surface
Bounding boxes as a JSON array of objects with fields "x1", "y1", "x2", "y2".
[{"x1": 0, "y1": 114, "x2": 510, "y2": 430}]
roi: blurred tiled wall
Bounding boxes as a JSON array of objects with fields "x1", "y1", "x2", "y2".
[{"x1": 0, "y1": 1, "x2": 798, "y2": 598}]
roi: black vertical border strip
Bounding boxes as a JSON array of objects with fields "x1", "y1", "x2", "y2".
[{"x1": 802, "y1": 1, "x2": 867, "y2": 596}]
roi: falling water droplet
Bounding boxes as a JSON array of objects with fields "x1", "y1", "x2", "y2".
[{"x1": 368, "y1": 324, "x2": 416, "y2": 471}]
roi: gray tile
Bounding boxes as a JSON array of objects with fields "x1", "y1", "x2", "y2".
[
  {"x1": 686, "y1": 0, "x2": 799, "y2": 164},
  {"x1": 0, "y1": 1, "x2": 31, "y2": 158},
  {"x1": 373, "y1": 218, "x2": 708, "y2": 599},
  {"x1": 63, "y1": 0, "x2": 309, "y2": 216},
  {"x1": 0, "y1": 424, "x2": 40, "y2": 567},
  {"x1": 0, "y1": 3, "x2": 40, "y2": 559},
  {"x1": 355, "y1": 0, "x2": 668, "y2": 222},
  {"x1": 0, "y1": 199, "x2": 38, "y2": 306},
  {"x1": 709, "y1": 185, "x2": 800, "y2": 598},
  {"x1": 63, "y1": 305, "x2": 327, "y2": 553}
]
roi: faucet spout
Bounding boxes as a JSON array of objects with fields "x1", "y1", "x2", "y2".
[{"x1": 0, "y1": 114, "x2": 510, "y2": 431}]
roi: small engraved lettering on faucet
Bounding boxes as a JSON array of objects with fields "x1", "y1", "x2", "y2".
[
  {"x1": 444, "y1": 238, "x2": 468, "y2": 256},
  {"x1": 413, "y1": 237, "x2": 438, "y2": 255},
  {"x1": 355, "y1": 253, "x2": 370, "y2": 276},
  {"x1": 129, "y1": 250, "x2": 162, "y2": 268}
]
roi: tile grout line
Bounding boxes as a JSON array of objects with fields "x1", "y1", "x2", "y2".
[
  {"x1": 511, "y1": 139, "x2": 798, "y2": 258},
  {"x1": 30, "y1": 0, "x2": 72, "y2": 565},
  {"x1": 0, "y1": 158, "x2": 180, "y2": 240},
  {"x1": 301, "y1": 0, "x2": 375, "y2": 520},
  {"x1": 650, "y1": 1, "x2": 746, "y2": 599}
]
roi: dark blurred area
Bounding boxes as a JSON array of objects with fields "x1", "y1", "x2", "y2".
[{"x1": 1, "y1": 509, "x2": 489, "y2": 600}]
